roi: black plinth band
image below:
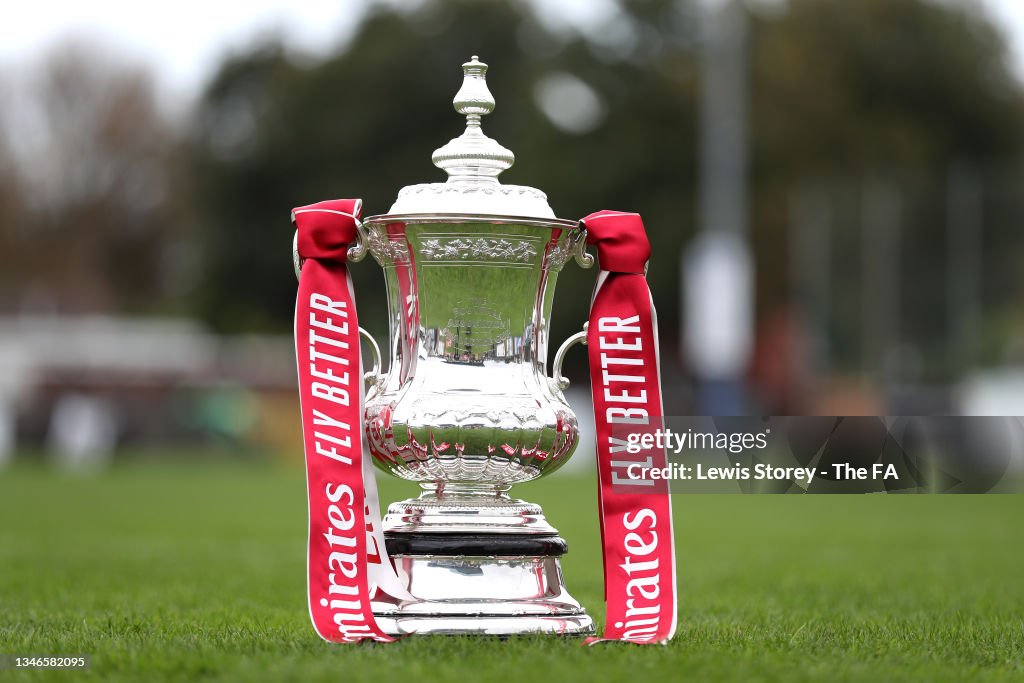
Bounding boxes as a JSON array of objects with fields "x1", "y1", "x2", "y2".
[{"x1": 384, "y1": 533, "x2": 569, "y2": 557}]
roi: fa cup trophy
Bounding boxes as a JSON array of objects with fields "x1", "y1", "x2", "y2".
[
  {"x1": 294, "y1": 56, "x2": 593, "y2": 637},
  {"x1": 292, "y1": 56, "x2": 676, "y2": 642}
]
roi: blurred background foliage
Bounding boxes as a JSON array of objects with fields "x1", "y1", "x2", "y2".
[
  {"x1": 3, "y1": 0, "x2": 1024, "y2": 454},
  {"x1": 184, "y1": 0, "x2": 1024, "y2": 348}
]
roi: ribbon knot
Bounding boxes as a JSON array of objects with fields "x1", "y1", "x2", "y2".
[
  {"x1": 293, "y1": 199, "x2": 363, "y2": 262},
  {"x1": 581, "y1": 210, "x2": 650, "y2": 275}
]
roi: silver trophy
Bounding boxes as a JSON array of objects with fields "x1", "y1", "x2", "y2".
[{"x1": 310, "y1": 57, "x2": 596, "y2": 636}]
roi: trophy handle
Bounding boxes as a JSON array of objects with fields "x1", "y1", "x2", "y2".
[
  {"x1": 546, "y1": 227, "x2": 593, "y2": 392},
  {"x1": 359, "y1": 327, "x2": 385, "y2": 399},
  {"x1": 550, "y1": 322, "x2": 588, "y2": 392},
  {"x1": 292, "y1": 229, "x2": 384, "y2": 397},
  {"x1": 569, "y1": 225, "x2": 594, "y2": 269}
]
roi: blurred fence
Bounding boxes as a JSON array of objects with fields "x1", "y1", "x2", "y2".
[
  {"x1": 0, "y1": 315, "x2": 300, "y2": 466},
  {"x1": 770, "y1": 163, "x2": 1024, "y2": 415}
]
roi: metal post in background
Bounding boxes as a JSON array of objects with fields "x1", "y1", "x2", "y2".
[
  {"x1": 684, "y1": 0, "x2": 753, "y2": 415},
  {"x1": 698, "y1": 0, "x2": 748, "y2": 240}
]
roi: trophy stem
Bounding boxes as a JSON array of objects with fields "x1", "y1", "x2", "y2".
[{"x1": 426, "y1": 481, "x2": 511, "y2": 497}]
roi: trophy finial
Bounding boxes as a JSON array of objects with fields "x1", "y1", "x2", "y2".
[
  {"x1": 453, "y1": 56, "x2": 494, "y2": 116},
  {"x1": 432, "y1": 56, "x2": 515, "y2": 183}
]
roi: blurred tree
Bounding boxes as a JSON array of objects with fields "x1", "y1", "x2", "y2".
[
  {"x1": 749, "y1": 0, "x2": 1024, "y2": 309},
  {"x1": 0, "y1": 40, "x2": 186, "y2": 313}
]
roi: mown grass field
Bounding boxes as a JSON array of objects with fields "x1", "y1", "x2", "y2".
[{"x1": 1, "y1": 458, "x2": 1022, "y2": 682}]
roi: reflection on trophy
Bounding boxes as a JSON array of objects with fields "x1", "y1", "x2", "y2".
[
  {"x1": 351, "y1": 56, "x2": 596, "y2": 635},
  {"x1": 441, "y1": 300, "x2": 512, "y2": 366}
]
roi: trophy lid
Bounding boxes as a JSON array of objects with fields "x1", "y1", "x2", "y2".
[{"x1": 385, "y1": 56, "x2": 556, "y2": 219}]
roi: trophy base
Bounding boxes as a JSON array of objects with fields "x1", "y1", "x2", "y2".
[
  {"x1": 371, "y1": 532, "x2": 595, "y2": 637},
  {"x1": 372, "y1": 613, "x2": 595, "y2": 638}
]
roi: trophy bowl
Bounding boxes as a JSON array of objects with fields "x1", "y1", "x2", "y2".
[{"x1": 363, "y1": 214, "x2": 584, "y2": 516}]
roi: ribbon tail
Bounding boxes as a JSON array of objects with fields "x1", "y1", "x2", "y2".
[
  {"x1": 586, "y1": 270, "x2": 678, "y2": 645},
  {"x1": 295, "y1": 258, "x2": 396, "y2": 643}
]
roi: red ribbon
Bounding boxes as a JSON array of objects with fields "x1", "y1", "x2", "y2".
[
  {"x1": 583, "y1": 210, "x2": 677, "y2": 644},
  {"x1": 293, "y1": 199, "x2": 396, "y2": 643},
  {"x1": 292, "y1": 202, "x2": 676, "y2": 644}
]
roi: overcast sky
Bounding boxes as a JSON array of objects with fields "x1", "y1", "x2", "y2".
[{"x1": 1, "y1": 0, "x2": 1022, "y2": 99}]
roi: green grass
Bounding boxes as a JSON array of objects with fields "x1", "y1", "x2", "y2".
[{"x1": 1, "y1": 459, "x2": 1022, "y2": 682}]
